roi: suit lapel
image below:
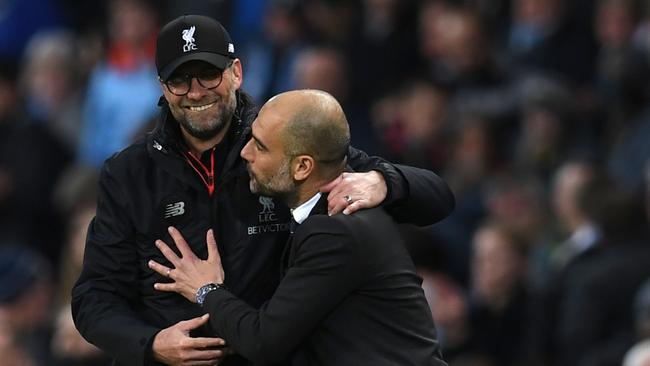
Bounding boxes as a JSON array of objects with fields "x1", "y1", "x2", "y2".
[{"x1": 280, "y1": 194, "x2": 329, "y2": 277}]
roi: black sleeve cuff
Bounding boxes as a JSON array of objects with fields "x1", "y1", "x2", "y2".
[{"x1": 372, "y1": 162, "x2": 409, "y2": 205}]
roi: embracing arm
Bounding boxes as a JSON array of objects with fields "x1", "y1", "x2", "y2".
[
  {"x1": 345, "y1": 146, "x2": 455, "y2": 225},
  {"x1": 148, "y1": 225, "x2": 361, "y2": 364},
  {"x1": 71, "y1": 164, "x2": 159, "y2": 365},
  {"x1": 203, "y1": 227, "x2": 361, "y2": 364}
]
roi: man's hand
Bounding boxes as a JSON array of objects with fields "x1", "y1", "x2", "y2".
[
  {"x1": 152, "y1": 314, "x2": 228, "y2": 365},
  {"x1": 149, "y1": 227, "x2": 224, "y2": 303},
  {"x1": 320, "y1": 171, "x2": 387, "y2": 215}
]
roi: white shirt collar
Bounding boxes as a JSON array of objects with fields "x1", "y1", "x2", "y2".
[{"x1": 291, "y1": 192, "x2": 322, "y2": 224}]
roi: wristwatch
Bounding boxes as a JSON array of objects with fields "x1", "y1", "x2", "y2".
[{"x1": 196, "y1": 283, "x2": 226, "y2": 306}]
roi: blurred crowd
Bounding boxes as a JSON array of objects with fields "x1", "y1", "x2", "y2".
[{"x1": 2, "y1": 0, "x2": 650, "y2": 365}]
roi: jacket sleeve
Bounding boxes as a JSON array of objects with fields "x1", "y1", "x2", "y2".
[
  {"x1": 71, "y1": 162, "x2": 159, "y2": 366},
  {"x1": 346, "y1": 146, "x2": 455, "y2": 226},
  {"x1": 203, "y1": 221, "x2": 363, "y2": 364}
]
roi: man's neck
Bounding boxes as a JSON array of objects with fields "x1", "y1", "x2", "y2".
[
  {"x1": 290, "y1": 185, "x2": 321, "y2": 209},
  {"x1": 181, "y1": 121, "x2": 231, "y2": 157},
  {"x1": 288, "y1": 170, "x2": 342, "y2": 209}
]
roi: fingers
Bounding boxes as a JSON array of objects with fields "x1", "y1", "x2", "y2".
[
  {"x1": 184, "y1": 355, "x2": 224, "y2": 365},
  {"x1": 190, "y1": 337, "x2": 226, "y2": 349},
  {"x1": 323, "y1": 173, "x2": 354, "y2": 215},
  {"x1": 155, "y1": 239, "x2": 181, "y2": 268},
  {"x1": 327, "y1": 197, "x2": 348, "y2": 216},
  {"x1": 168, "y1": 226, "x2": 195, "y2": 259},
  {"x1": 148, "y1": 259, "x2": 173, "y2": 278},
  {"x1": 153, "y1": 282, "x2": 177, "y2": 293},
  {"x1": 319, "y1": 174, "x2": 342, "y2": 193},
  {"x1": 206, "y1": 229, "x2": 221, "y2": 264},
  {"x1": 342, "y1": 199, "x2": 366, "y2": 215},
  {"x1": 180, "y1": 314, "x2": 210, "y2": 331},
  {"x1": 325, "y1": 172, "x2": 348, "y2": 199}
]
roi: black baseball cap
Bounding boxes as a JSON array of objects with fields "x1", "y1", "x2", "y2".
[{"x1": 156, "y1": 15, "x2": 236, "y2": 82}]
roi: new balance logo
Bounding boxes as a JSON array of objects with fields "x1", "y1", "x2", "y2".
[{"x1": 164, "y1": 202, "x2": 185, "y2": 218}]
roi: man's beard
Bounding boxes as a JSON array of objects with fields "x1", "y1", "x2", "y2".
[
  {"x1": 175, "y1": 88, "x2": 237, "y2": 141},
  {"x1": 249, "y1": 159, "x2": 298, "y2": 206}
]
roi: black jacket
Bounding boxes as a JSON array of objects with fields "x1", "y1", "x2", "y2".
[
  {"x1": 205, "y1": 196, "x2": 448, "y2": 365},
  {"x1": 72, "y1": 92, "x2": 454, "y2": 366}
]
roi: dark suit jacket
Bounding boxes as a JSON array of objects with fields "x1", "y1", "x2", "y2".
[{"x1": 204, "y1": 196, "x2": 446, "y2": 365}]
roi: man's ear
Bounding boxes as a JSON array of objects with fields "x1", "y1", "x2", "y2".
[
  {"x1": 293, "y1": 155, "x2": 314, "y2": 181},
  {"x1": 231, "y1": 58, "x2": 243, "y2": 89}
]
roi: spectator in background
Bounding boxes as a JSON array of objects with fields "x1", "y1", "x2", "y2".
[
  {"x1": 506, "y1": 0, "x2": 597, "y2": 85},
  {"x1": 419, "y1": 2, "x2": 505, "y2": 94},
  {"x1": 468, "y1": 220, "x2": 532, "y2": 366},
  {"x1": 420, "y1": 270, "x2": 476, "y2": 363},
  {"x1": 594, "y1": 0, "x2": 641, "y2": 109},
  {"x1": 347, "y1": 0, "x2": 420, "y2": 109},
  {"x1": 526, "y1": 161, "x2": 602, "y2": 365},
  {"x1": 549, "y1": 161, "x2": 599, "y2": 270},
  {"x1": 482, "y1": 172, "x2": 548, "y2": 248},
  {"x1": 299, "y1": 0, "x2": 356, "y2": 46},
  {"x1": 513, "y1": 77, "x2": 574, "y2": 180},
  {"x1": 434, "y1": 113, "x2": 494, "y2": 286},
  {"x1": 292, "y1": 46, "x2": 378, "y2": 152},
  {"x1": 0, "y1": 58, "x2": 71, "y2": 269},
  {"x1": 77, "y1": 0, "x2": 161, "y2": 167},
  {"x1": 593, "y1": 0, "x2": 650, "y2": 164},
  {"x1": 0, "y1": 247, "x2": 53, "y2": 366},
  {"x1": 372, "y1": 79, "x2": 450, "y2": 172},
  {"x1": 22, "y1": 30, "x2": 83, "y2": 151},
  {"x1": 555, "y1": 176, "x2": 650, "y2": 366},
  {"x1": 240, "y1": 0, "x2": 305, "y2": 103}
]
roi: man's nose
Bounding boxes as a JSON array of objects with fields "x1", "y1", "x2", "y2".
[
  {"x1": 186, "y1": 78, "x2": 208, "y2": 99},
  {"x1": 241, "y1": 139, "x2": 253, "y2": 161}
]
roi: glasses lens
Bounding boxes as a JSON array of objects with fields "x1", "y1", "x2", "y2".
[
  {"x1": 165, "y1": 64, "x2": 230, "y2": 96},
  {"x1": 166, "y1": 75, "x2": 190, "y2": 95},
  {"x1": 197, "y1": 68, "x2": 223, "y2": 89}
]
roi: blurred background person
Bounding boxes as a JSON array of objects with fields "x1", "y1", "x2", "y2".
[
  {"x1": 21, "y1": 30, "x2": 83, "y2": 151},
  {"x1": 0, "y1": 247, "x2": 53, "y2": 366},
  {"x1": 0, "y1": 57, "x2": 71, "y2": 270},
  {"x1": 77, "y1": 0, "x2": 160, "y2": 168},
  {"x1": 467, "y1": 220, "x2": 533, "y2": 366}
]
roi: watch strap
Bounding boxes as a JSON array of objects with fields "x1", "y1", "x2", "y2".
[{"x1": 196, "y1": 283, "x2": 227, "y2": 306}]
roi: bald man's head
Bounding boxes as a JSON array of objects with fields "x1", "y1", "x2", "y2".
[{"x1": 271, "y1": 90, "x2": 350, "y2": 173}]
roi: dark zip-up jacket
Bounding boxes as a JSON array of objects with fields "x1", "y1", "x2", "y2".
[{"x1": 71, "y1": 92, "x2": 454, "y2": 366}]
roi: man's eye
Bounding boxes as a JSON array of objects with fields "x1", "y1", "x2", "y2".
[
  {"x1": 199, "y1": 69, "x2": 221, "y2": 80},
  {"x1": 168, "y1": 76, "x2": 186, "y2": 86}
]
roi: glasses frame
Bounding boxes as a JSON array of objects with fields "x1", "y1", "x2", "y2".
[{"x1": 162, "y1": 60, "x2": 234, "y2": 96}]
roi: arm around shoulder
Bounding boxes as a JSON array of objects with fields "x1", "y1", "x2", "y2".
[
  {"x1": 345, "y1": 146, "x2": 455, "y2": 225},
  {"x1": 380, "y1": 163, "x2": 455, "y2": 225}
]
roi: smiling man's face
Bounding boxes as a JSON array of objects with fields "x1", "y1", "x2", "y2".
[{"x1": 161, "y1": 59, "x2": 241, "y2": 141}]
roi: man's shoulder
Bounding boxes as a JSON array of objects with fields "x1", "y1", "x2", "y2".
[
  {"x1": 302, "y1": 207, "x2": 395, "y2": 238},
  {"x1": 101, "y1": 137, "x2": 151, "y2": 176}
]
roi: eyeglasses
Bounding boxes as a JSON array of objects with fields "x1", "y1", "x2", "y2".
[{"x1": 162, "y1": 61, "x2": 233, "y2": 96}]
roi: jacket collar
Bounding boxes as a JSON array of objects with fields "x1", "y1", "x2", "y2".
[{"x1": 307, "y1": 194, "x2": 330, "y2": 218}]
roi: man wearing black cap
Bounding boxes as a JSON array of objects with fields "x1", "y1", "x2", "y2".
[{"x1": 72, "y1": 15, "x2": 454, "y2": 366}]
